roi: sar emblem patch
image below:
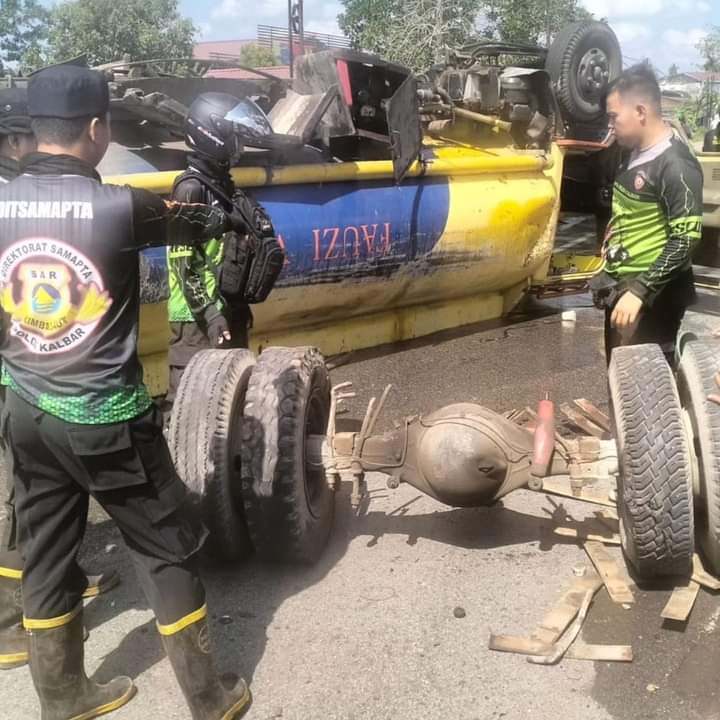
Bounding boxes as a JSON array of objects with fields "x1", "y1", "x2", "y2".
[
  {"x1": 634, "y1": 173, "x2": 646, "y2": 191},
  {"x1": 0, "y1": 238, "x2": 111, "y2": 354}
]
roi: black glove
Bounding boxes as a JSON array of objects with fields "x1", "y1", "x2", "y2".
[{"x1": 204, "y1": 306, "x2": 231, "y2": 348}]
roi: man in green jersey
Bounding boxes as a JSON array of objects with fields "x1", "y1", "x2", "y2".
[{"x1": 597, "y1": 64, "x2": 703, "y2": 363}]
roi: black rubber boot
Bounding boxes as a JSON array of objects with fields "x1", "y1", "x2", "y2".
[
  {"x1": 0, "y1": 623, "x2": 28, "y2": 669},
  {"x1": 161, "y1": 617, "x2": 251, "y2": 720},
  {"x1": 28, "y1": 607, "x2": 135, "y2": 720},
  {"x1": 0, "y1": 570, "x2": 22, "y2": 630}
]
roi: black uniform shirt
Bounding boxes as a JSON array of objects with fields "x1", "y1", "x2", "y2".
[{"x1": 0, "y1": 153, "x2": 228, "y2": 424}]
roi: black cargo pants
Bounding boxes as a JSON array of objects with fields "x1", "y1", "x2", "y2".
[
  {"x1": 604, "y1": 269, "x2": 696, "y2": 367},
  {"x1": 3, "y1": 390, "x2": 207, "y2": 628}
]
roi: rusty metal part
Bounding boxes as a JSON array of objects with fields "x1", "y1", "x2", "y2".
[
  {"x1": 453, "y1": 106, "x2": 512, "y2": 133},
  {"x1": 315, "y1": 387, "x2": 619, "y2": 511}
]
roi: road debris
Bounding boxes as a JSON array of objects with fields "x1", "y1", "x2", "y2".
[
  {"x1": 553, "y1": 526, "x2": 621, "y2": 545},
  {"x1": 661, "y1": 581, "x2": 701, "y2": 622},
  {"x1": 692, "y1": 553, "x2": 720, "y2": 591},
  {"x1": 453, "y1": 606, "x2": 467, "y2": 619},
  {"x1": 584, "y1": 541, "x2": 635, "y2": 605}
]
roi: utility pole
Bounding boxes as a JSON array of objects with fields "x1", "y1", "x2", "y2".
[{"x1": 287, "y1": 0, "x2": 304, "y2": 78}]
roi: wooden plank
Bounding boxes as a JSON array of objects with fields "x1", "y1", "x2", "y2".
[
  {"x1": 528, "y1": 589, "x2": 594, "y2": 665},
  {"x1": 540, "y1": 478, "x2": 616, "y2": 508},
  {"x1": 661, "y1": 581, "x2": 701, "y2": 622},
  {"x1": 488, "y1": 634, "x2": 549, "y2": 656},
  {"x1": 692, "y1": 554, "x2": 720, "y2": 591},
  {"x1": 596, "y1": 510, "x2": 620, "y2": 533},
  {"x1": 560, "y1": 403, "x2": 607, "y2": 438},
  {"x1": 584, "y1": 541, "x2": 635, "y2": 604},
  {"x1": 531, "y1": 570, "x2": 603, "y2": 645},
  {"x1": 489, "y1": 636, "x2": 632, "y2": 662},
  {"x1": 573, "y1": 399, "x2": 612, "y2": 433},
  {"x1": 554, "y1": 526, "x2": 621, "y2": 545},
  {"x1": 566, "y1": 643, "x2": 633, "y2": 662}
]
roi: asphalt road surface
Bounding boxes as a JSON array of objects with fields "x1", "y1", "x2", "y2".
[{"x1": 6, "y1": 295, "x2": 720, "y2": 720}]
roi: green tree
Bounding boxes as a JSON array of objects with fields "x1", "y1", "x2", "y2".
[
  {"x1": 483, "y1": 0, "x2": 592, "y2": 44},
  {"x1": 668, "y1": 63, "x2": 679, "y2": 79},
  {"x1": 239, "y1": 43, "x2": 280, "y2": 68},
  {"x1": 698, "y1": 28, "x2": 720, "y2": 72},
  {"x1": 0, "y1": 0, "x2": 49, "y2": 70},
  {"x1": 47, "y1": 0, "x2": 197, "y2": 66},
  {"x1": 339, "y1": 0, "x2": 480, "y2": 70}
]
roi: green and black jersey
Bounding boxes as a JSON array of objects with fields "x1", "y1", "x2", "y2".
[
  {"x1": 604, "y1": 134, "x2": 703, "y2": 304},
  {"x1": 167, "y1": 170, "x2": 231, "y2": 324}
]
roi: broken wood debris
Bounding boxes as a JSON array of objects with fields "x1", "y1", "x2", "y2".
[
  {"x1": 584, "y1": 541, "x2": 634, "y2": 605},
  {"x1": 692, "y1": 554, "x2": 720, "y2": 591},
  {"x1": 489, "y1": 567, "x2": 632, "y2": 665},
  {"x1": 560, "y1": 403, "x2": 608, "y2": 439},
  {"x1": 572, "y1": 399, "x2": 612, "y2": 433},
  {"x1": 553, "y1": 526, "x2": 621, "y2": 545},
  {"x1": 661, "y1": 581, "x2": 701, "y2": 622}
]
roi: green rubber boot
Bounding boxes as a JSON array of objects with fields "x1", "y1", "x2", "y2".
[
  {"x1": 161, "y1": 616, "x2": 251, "y2": 720},
  {"x1": 28, "y1": 607, "x2": 135, "y2": 720}
]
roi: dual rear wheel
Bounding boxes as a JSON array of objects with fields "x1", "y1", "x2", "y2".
[
  {"x1": 609, "y1": 340, "x2": 720, "y2": 579},
  {"x1": 167, "y1": 346, "x2": 334, "y2": 564}
]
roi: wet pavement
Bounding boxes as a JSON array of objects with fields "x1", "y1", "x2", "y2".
[{"x1": 6, "y1": 292, "x2": 720, "y2": 720}]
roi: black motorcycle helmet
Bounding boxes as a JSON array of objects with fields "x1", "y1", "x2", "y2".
[{"x1": 184, "y1": 92, "x2": 274, "y2": 163}]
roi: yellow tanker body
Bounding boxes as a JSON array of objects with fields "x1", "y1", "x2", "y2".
[{"x1": 109, "y1": 141, "x2": 563, "y2": 396}]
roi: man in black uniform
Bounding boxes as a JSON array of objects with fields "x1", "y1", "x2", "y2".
[
  {"x1": 593, "y1": 65, "x2": 702, "y2": 364},
  {"x1": 0, "y1": 88, "x2": 119, "y2": 673},
  {"x1": 0, "y1": 65, "x2": 251, "y2": 719}
]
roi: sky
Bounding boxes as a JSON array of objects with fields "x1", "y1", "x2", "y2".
[{"x1": 181, "y1": 0, "x2": 720, "y2": 75}]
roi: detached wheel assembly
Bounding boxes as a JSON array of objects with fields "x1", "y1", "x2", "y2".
[
  {"x1": 609, "y1": 344, "x2": 694, "y2": 578},
  {"x1": 241, "y1": 346, "x2": 334, "y2": 564},
  {"x1": 168, "y1": 348, "x2": 255, "y2": 561},
  {"x1": 678, "y1": 338, "x2": 720, "y2": 575},
  {"x1": 546, "y1": 21, "x2": 622, "y2": 124}
]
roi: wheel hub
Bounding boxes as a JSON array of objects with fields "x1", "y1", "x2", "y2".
[{"x1": 577, "y1": 48, "x2": 610, "y2": 98}]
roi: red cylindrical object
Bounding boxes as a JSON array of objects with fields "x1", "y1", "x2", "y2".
[{"x1": 531, "y1": 398, "x2": 555, "y2": 478}]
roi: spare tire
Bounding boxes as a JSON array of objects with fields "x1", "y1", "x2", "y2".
[
  {"x1": 608, "y1": 344, "x2": 694, "y2": 578},
  {"x1": 546, "y1": 21, "x2": 622, "y2": 124},
  {"x1": 168, "y1": 349, "x2": 255, "y2": 561},
  {"x1": 241, "y1": 347, "x2": 333, "y2": 564},
  {"x1": 678, "y1": 338, "x2": 720, "y2": 574}
]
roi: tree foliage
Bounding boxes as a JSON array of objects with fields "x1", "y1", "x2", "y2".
[
  {"x1": 339, "y1": 0, "x2": 480, "y2": 70},
  {"x1": 339, "y1": 0, "x2": 594, "y2": 71},
  {"x1": 46, "y1": 0, "x2": 197, "y2": 66},
  {"x1": 667, "y1": 63, "x2": 679, "y2": 79},
  {"x1": 239, "y1": 44, "x2": 280, "y2": 68},
  {"x1": 0, "y1": 0, "x2": 49, "y2": 71},
  {"x1": 698, "y1": 28, "x2": 720, "y2": 72},
  {"x1": 483, "y1": 0, "x2": 592, "y2": 44}
]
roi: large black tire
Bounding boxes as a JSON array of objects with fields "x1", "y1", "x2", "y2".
[
  {"x1": 168, "y1": 349, "x2": 255, "y2": 561},
  {"x1": 608, "y1": 344, "x2": 694, "y2": 578},
  {"x1": 678, "y1": 338, "x2": 720, "y2": 574},
  {"x1": 546, "y1": 21, "x2": 622, "y2": 124},
  {"x1": 241, "y1": 347, "x2": 334, "y2": 564}
]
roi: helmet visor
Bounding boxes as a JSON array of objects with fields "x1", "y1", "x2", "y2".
[{"x1": 224, "y1": 99, "x2": 273, "y2": 138}]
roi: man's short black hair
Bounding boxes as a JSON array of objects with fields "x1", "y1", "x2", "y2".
[
  {"x1": 30, "y1": 115, "x2": 94, "y2": 146},
  {"x1": 607, "y1": 63, "x2": 662, "y2": 113}
]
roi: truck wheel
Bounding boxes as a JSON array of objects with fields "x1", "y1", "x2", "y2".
[
  {"x1": 168, "y1": 349, "x2": 255, "y2": 561},
  {"x1": 241, "y1": 347, "x2": 333, "y2": 564},
  {"x1": 608, "y1": 344, "x2": 694, "y2": 578},
  {"x1": 546, "y1": 21, "x2": 622, "y2": 124},
  {"x1": 677, "y1": 338, "x2": 720, "y2": 574}
]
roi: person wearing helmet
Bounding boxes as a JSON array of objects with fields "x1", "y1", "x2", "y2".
[{"x1": 166, "y1": 92, "x2": 277, "y2": 407}]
